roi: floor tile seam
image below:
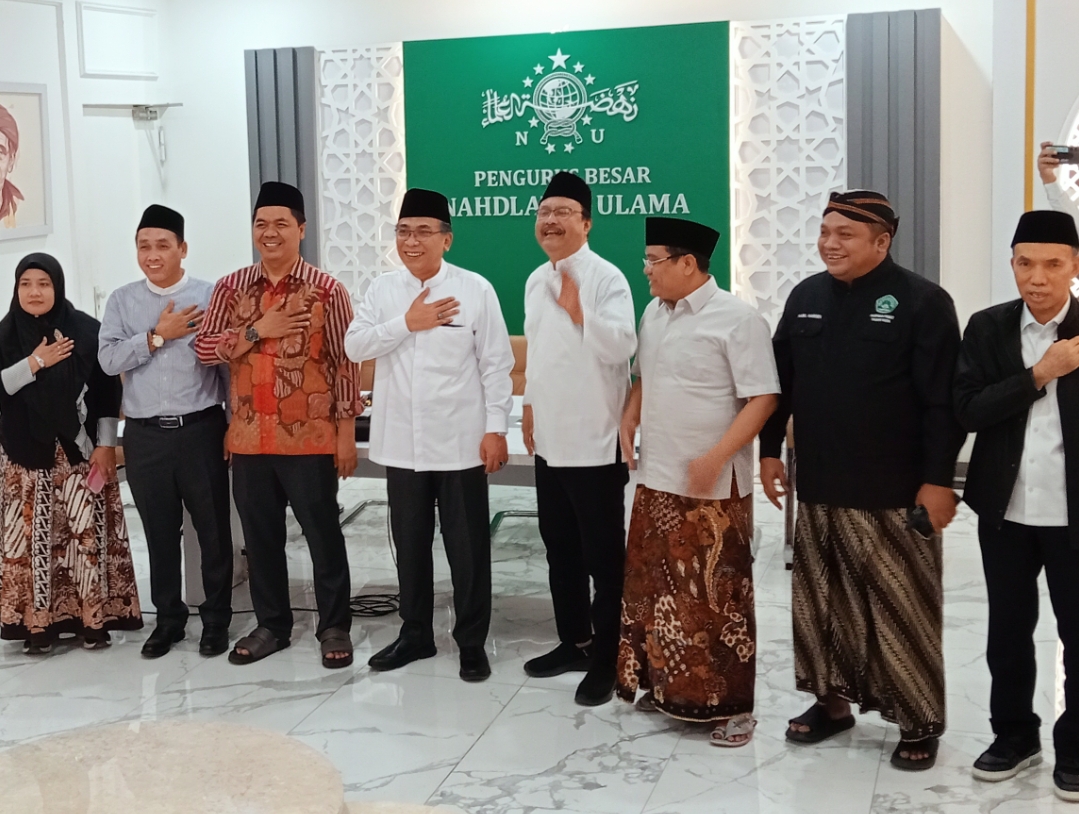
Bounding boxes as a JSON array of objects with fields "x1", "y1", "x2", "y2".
[
  {"x1": 422, "y1": 680, "x2": 528, "y2": 807},
  {"x1": 637, "y1": 727, "x2": 688, "y2": 814},
  {"x1": 284, "y1": 680, "x2": 348, "y2": 739}
]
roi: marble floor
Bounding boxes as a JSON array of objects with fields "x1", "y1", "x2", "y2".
[{"x1": 0, "y1": 477, "x2": 1073, "y2": 813}]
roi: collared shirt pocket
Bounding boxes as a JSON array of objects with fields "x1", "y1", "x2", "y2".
[
  {"x1": 860, "y1": 319, "x2": 899, "y2": 343},
  {"x1": 791, "y1": 317, "x2": 825, "y2": 339},
  {"x1": 427, "y1": 305, "x2": 475, "y2": 372}
]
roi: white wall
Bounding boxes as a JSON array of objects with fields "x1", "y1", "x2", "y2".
[
  {"x1": 986, "y1": 0, "x2": 1079, "y2": 307},
  {"x1": 153, "y1": 0, "x2": 995, "y2": 325},
  {"x1": 0, "y1": 0, "x2": 166, "y2": 316},
  {"x1": 1, "y1": 0, "x2": 1001, "y2": 326}
]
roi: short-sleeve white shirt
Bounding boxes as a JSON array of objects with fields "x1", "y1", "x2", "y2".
[{"x1": 635, "y1": 277, "x2": 780, "y2": 500}]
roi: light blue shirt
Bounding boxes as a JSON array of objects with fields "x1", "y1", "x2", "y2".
[{"x1": 98, "y1": 274, "x2": 226, "y2": 419}]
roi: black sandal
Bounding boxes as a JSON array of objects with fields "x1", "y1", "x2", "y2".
[
  {"x1": 228, "y1": 626, "x2": 290, "y2": 665},
  {"x1": 23, "y1": 633, "x2": 52, "y2": 655},
  {"x1": 785, "y1": 703, "x2": 856, "y2": 744},
  {"x1": 83, "y1": 630, "x2": 112, "y2": 650},
  {"x1": 891, "y1": 736, "x2": 939, "y2": 771},
  {"x1": 318, "y1": 627, "x2": 353, "y2": 669}
]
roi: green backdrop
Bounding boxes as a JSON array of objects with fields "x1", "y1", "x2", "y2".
[{"x1": 403, "y1": 22, "x2": 729, "y2": 334}]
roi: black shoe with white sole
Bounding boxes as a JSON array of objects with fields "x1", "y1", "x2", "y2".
[
  {"x1": 1055, "y1": 758, "x2": 1079, "y2": 803},
  {"x1": 972, "y1": 736, "x2": 1042, "y2": 782}
]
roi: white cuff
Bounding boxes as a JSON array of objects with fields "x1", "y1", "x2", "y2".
[
  {"x1": 96, "y1": 417, "x2": 119, "y2": 447},
  {"x1": 485, "y1": 412, "x2": 509, "y2": 434},
  {"x1": 1, "y1": 359, "x2": 36, "y2": 395},
  {"x1": 388, "y1": 314, "x2": 411, "y2": 339}
]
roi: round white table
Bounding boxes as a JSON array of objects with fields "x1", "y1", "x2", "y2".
[{"x1": 0, "y1": 720, "x2": 344, "y2": 814}]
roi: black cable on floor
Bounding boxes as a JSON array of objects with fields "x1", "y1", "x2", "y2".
[
  {"x1": 349, "y1": 593, "x2": 400, "y2": 617},
  {"x1": 346, "y1": 491, "x2": 400, "y2": 617}
]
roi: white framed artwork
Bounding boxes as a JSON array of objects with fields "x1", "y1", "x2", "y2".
[{"x1": 0, "y1": 83, "x2": 52, "y2": 241}]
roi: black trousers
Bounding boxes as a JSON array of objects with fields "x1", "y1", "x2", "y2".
[
  {"x1": 232, "y1": 454, "x2": 351, "y2": 638},
  {"x1": 386, "y1": 466, "x2": 491, "y2": 648},
  {"x1": 123, "y1": 407, "x2": 233, "y2": 628},
  {"x1": 535, "y1": 454, "x2": 628, "y2": 667},
  {"x1": 979, "y1": 518, "x2": 1079, "y2": 756}
]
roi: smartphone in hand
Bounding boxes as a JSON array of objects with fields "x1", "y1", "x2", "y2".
[{"x1": 86, "y1": 463, "x2": 106, "y2": 495}]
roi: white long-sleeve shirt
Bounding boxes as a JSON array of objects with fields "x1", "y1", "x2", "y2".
[
  {"x1": 344, "y1": 260, "x2": 514, "y2": 472},
  {"x1": 1046, "y1": 180, "x2": 1079, "y2": 220},
  {"x1": 1005, "y1": 299, "x2": 1070, "y2": 526},
  {"x1": 523, "y1": 242, "x2": 637, "y2": 466}
]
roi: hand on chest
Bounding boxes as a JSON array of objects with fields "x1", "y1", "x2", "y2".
[{"x1": 244, "y1": 286, "x2": 327, "y2": 357}]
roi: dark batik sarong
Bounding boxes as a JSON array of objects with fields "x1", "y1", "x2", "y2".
[
  {"x1": 616, "y1": 483, "x2": 755, "y2": 722},
  {"x1": 793, "y1": 502, "x2": 945, "y2": 740},
  {"x1": 0, "y1": 444, "x2": 142, "y2": 640}
]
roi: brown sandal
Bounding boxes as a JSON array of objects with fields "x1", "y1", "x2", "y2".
[
  {"x1": 319, "y1": 627, "x2": 353, "y2": 669},
  {"x1": 228, "y1": 626, "x2": 290, "y2": 665}
]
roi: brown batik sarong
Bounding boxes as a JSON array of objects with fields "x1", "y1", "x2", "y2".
[
  {"x1": 793, "y1": 502, "x2": 945, "y2": 740},
  {"x1": 616, "y1": 482, "x2": 755, "y2": 722},
  {"x1": 0, "y1": 443, "x2": 143, "y2": 639}
]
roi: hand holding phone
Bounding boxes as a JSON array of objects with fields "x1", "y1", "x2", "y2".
[{"x1": 1050, "y1": 145, "x2": 1079, "y2": 165}]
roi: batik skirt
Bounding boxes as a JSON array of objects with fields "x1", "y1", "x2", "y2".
[
  {"x1": 793, "y1": 502, "x2": 945, "y2": 740},
  {"x1": 616, "y1": 482, "x2": 756, "y2": 722},
  {"x1": 0, "y1": 443, "x2": 142, "y2": 640}
]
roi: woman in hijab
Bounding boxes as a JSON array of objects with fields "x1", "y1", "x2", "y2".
[{"x1": 0, "y1": 253, "x2": 141, "y2": 654}]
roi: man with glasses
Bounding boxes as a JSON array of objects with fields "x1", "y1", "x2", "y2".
[
  {"x1": 522, "y1": 171, "x2": 637, "y2": 706},
  {"x1": 345, "y1": 188, "x2": 514, "y2": 682}
]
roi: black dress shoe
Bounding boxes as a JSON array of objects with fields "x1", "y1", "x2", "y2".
[
  {"x1": 459, "y1": 646, "x2": 491, "y2": 682},
  {"x1": 141, "y1": 625, "x2": 185, "y2": 659},
  {"x1": 524, "y1": 642, "x2": 592, "y2": 677},
  {"x1": 368, "y1": 637, "x2": 436, "y2": 671},
  {"x1": 972, "y1": 734, "x2": 1041, "y2": 782},
  {"x1": 575, "y1": 664, "x2": 616, "y2": 706},
  {"x1": 199, "y1": 624, "x2": 230, "y2": 657}
]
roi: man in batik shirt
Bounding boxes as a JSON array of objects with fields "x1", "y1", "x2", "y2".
[{"x1": 196, "y1": 181, "x2": 361, "y2": 669}]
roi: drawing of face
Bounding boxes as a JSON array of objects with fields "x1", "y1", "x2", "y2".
[{"x1": 0, "y1": 131, "x2": 13, "y2": 188}]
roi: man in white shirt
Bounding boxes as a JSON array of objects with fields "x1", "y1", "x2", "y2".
[
  {"x1": 955, "y1": 210, "x2": 1079, "y2": 800},
  {"x1": 521, "y1": 172, "x2": 637, "y2": 706},
  {"x1": 617, "y1": 217, "x2": 779, "y2": 746},
  {"x1": 345, "y1": 188, "x2": 514, "y2": 682}
]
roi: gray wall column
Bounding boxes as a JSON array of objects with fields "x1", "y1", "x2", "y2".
[
  {"x1": 244, "y1": 47, "x2": 320, "y2": 266},
  {"x1": 847, "y1": 10, "x2": 941, "y2": 281}
]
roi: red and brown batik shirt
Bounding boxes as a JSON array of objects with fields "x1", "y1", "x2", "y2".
[{"x1": 195, "y1": 259, "x2": 361, "y2": 456}]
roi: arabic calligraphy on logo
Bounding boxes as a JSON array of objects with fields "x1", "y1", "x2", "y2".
[{"x1": 480, "y1": 48, "x2": 639, "y2": 153}]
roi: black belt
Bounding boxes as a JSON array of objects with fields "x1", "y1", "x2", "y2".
[{"x1": 129, "y1": 405, "x2": 221, "y2": 430}]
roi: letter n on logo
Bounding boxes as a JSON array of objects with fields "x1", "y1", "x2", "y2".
[{"x1": 515, "y1": 132, "x2": 529, "y2": 146}]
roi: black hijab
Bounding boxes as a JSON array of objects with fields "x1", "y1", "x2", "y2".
[{"x1": 0, "y1": 253, "x2": 101, "y2": 459}]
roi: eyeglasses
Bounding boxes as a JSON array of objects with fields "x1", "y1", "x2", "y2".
[
  {"x1": 643, "y1": 255, "x2": 682, "y2": 268},
  {"x1": 536, "y1": 206, "x2": 583, "y2": 220},
  {"x1": 395, "y1": 226, "x2": 444, "y2": 240}
]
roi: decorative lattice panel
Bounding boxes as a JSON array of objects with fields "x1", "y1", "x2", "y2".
[
  {"x1": 318, "y1": 45, "x2": 407, "y2": 298},
  {"x1": 730, "y1": 17, "x2": 847, "y2": 327}
]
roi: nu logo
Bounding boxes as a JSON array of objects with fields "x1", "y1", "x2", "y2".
[{"x1": 480, "y1": 48, "x2": 640, "y2": 154}]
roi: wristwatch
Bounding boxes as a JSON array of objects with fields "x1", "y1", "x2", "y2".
[
  {"x1": 149, "y1": 331, "x2": 165, "y2": 349},
  {"x1": 245, "y1": 325, "x2": 260, "y2": 343}
]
